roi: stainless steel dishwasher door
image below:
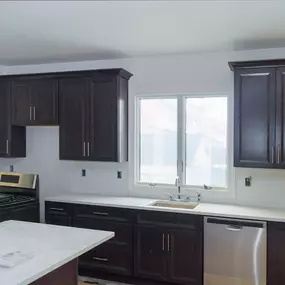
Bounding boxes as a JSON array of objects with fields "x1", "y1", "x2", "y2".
[{"x1": 204, "y1": 217, "x2": 266, "y2": 285}]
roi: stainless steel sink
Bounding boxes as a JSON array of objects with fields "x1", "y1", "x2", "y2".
[{"x1": 150, "y1": 200, "x2": 198, "y2": 210}]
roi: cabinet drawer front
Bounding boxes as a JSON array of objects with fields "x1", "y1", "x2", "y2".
[
  {"x1": 137, "y1": 211, "x2": 202, "y2": 230},
  {"x1": 74, "y1": 204, "x2": 134, "y2": 222},
  {"x1": 79, "y1": 242, "x2": 133, "y2": 276},
  {"x1": 45, "y1": 202, "x2": 72, "y2": 217},
  {"x1": 73, "y1": 217, "x2": 133, "y2": 245}
]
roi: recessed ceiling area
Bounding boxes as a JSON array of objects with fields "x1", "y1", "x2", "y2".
[{"x1": 0, "y1": 1, "x2": 285, "y2": 65}]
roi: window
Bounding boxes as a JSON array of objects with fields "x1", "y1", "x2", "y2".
[{"x1": 136, "y1": 95, "x2": 228, "y2": 189}]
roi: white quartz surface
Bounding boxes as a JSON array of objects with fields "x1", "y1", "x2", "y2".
[
  {"x1": 46, "y1": 194, "x2": 285, "y2": 222},
  {"x1": 0, "y1": 220, "x2": 114, "y2": 285}
]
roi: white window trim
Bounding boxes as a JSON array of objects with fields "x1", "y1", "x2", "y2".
[{"x1": 132, "y1": 93, "x2": 234, "y2": 202}]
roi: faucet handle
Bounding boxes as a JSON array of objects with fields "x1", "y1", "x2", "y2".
[
  {"x1": 175, "y1": 176, "x2": 181, "y2": 187},
  {"x1": 165, "y1": 193, "x2": 173, "y2": 201}
]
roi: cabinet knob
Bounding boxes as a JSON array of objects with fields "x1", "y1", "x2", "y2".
[
  {"x1": 278, "y1": 144, "x2": 281, "y2": 164},
  {"x1": 162, "y1": 233, "x2": 165, "y2": 251},
  {"x1": 271, "y1": 146, "x2": 274, "y2": 164},
  {"x1": 83, "y1": 142, "x2": 86, "y2": 157}
]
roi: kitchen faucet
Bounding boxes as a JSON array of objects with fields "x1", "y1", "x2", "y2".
[{"x1": 175, "y1": 176, "x2": 181, "y2": 200}]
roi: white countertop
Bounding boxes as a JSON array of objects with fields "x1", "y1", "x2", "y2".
[
  {"x1": 0, "y1": 220, "x2": 114, "y2": 285},
  {"x1": 46, "y1": 194, "x2": 285, "y2": 222}
]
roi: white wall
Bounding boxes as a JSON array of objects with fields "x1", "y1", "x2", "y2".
[{"x1": 1, "y1": 48, "x2": 285, "y2": 217}]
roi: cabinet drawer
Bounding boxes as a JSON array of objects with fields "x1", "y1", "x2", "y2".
[
  {"x1": 79, "y1": 242, "x2": 133, "y2": 276},
  {"x1": 74, "y1": 204, "x2": 134, "y2": 222},
  {"x1": 137, "y1": 210, "x2": 202, "y2": 230},
  {"x1": 73, "y1": 217, "x2": 133, "y2": 245},
  {"x1": 45, "y1": 201, "x2": 73, "y2": 217}
]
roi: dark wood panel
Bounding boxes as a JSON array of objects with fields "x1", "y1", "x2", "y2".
[
  {"x1": 88, "y1": 77, "x2": 118, "y2": 161},
  {"x1": 79, "y1": 242, "x2": 133, "y2": 276},
  {"x1": 168, "y1": 229, "x2": 202, "y2": 285},
  {"x1": 0, "y1": 79, "x2": 26, "y2": 157},
  {"x1": 267, "y1": 222, "x2": 285, "y2": 285},
  {"x1": 275, "y1": 67, "x2": 285, "y2": 167},
  {"x1": 0, "y1": 80, "x2": 10, "y2": 156},
  {"x1": 134, "y1": 225, "x2": 167, "y2": 281},
  {"x1": 31, "y1": 78, "x2": 58, "y2": 125},
  {"x1": 137, "y1": 210, "x2": 202, "y2": 230},
  {"x1": 30, "y1": 259, "x2": 77, "y2": 285},
  {"x1": 73, "y1": 217, "x2": 133, "y2": 245},
  {"x1": 10, "y1": 79, "x2": 32, "y2": 125},
  {"x1": 59, "y1": 77, "x2": 88, "y2": 160},
  {"x1": 74, "y1": 204, "x2": 134, "y2": 222},
  {"x1": 234, "y1": 68, "x2": 276, "y2": 167}
]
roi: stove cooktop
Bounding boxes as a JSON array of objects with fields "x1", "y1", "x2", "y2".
[{"x1": 0, "y1": 194, "x2": 36, "y2": 207}]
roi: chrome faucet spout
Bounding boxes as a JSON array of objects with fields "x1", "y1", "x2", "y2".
[{"x1": 175, "y1": 177, "x2": 181, "y2": 200}]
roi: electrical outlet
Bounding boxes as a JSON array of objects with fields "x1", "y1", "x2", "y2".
[
  {"x1": 117, "y1": 171, "x2": 122, "y2": 179},
  {"x1": 82, "y1": 169, "x2": 86, "y2": 177},
  {"x1": 245, "y1": 176, "x2": 252, "y2": 187},
  {"x1": 9, "y1": 165, "x2": 14, "y2": 172}
]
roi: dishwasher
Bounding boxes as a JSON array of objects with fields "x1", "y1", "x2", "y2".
[{"x1": 204, "y1": 217, "x2": 266, "y2": 285}]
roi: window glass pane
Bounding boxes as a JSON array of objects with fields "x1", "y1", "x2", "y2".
[
  {"x1": 185, "y1": 97, "x2": 227, "y2": 187},
  {"x1": 139, "y1": 98, "x2": 177, "y2": 184}
]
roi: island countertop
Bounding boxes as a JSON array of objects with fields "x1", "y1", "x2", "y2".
[{"x1": 0, "y1": 220, "x2": 114, "y2": 285}]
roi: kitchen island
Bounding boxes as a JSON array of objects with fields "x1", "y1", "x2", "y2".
[{"x1": 0, "y1": 220, "x2": 114, "y2": 285}]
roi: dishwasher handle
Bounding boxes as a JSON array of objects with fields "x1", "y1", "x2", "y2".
[
  {"x1": 225, "y1": 225, "x2": 243, "y2": 231},
  {"x1": 206, "y1": 217, "x2": 265, "y2": 228}
]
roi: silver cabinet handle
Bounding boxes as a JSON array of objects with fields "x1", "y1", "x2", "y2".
[
  {"x1": 93, "y1": 257, "x2": 108, "y2": 262},
  {"x1": 278, "y1": 144, "x2": 281, "y2": 164},
  {"x1": 50, "y1": 207, "x2": 64, "y2": 211},
  {"x1": 33, "y1": 106, "x2": 36, "y2": 121},
  {"x1": 83, "y1": 142, "x2": 86, "y2": 157},
  {"x1": 87, "y1": 142, "x2": 90, "y2": 157},
  {"x1": 6, "y1": 140, "x2": 9, "y2": 154},
  {"x1": 271, "y1": 145, "x2": 274, "y2": 164},
  {"x1": 92, "y1": 212, "x2": 108, "y2": 216},
  {"x1": 29, "y1": 106, "x2": 32, "y2": 121},
  {"x1": 167, "y1": 234, "x2": 170, "y2": 252},
  {"x1": 162, "y1": 233, "x2": 165, "y2": 251}
]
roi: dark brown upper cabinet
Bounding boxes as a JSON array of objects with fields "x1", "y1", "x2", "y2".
[
  {"x1": 229, "y1": 59, "x2": 285, "y2": 168},
  {"x1": 0, "y1": 79, "x2": 26, "y2": 157},
  {"x1": 59, "y1": 69, "x2": 132, "y2": 162},
  {"x1": 10, "y1": 77, "x2": 58, "y2": 126}
]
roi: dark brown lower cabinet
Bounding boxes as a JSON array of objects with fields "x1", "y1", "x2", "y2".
[
  {"x1": 267, "y1": 222, "x2": 285, "y2": 285},
  {"x1": 134, "y1": 225, "x2": 167, "y2": 281},
  {"x1": 134, "y1": 226, "x2": 202, "y2": 285},
  {"x1": 168, "y1": 229, "x2": 202, "y2": 285},
  {"x1": 45, "y1": 202, "x2": 203, "y2": 285}
]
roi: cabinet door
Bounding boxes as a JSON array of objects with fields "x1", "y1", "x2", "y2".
[
  {"x1": 10, "y1": 79, "x2": 32, "y2": 125},
  {"x1": 267, "y1": 222, "x2": 285, "y2": 285},
  {"x1": 134, "y1": 225, "x2": 167, "y2": 281},
  {"x1": 88, "y1": 77, "x2": 118, "y2": 161},
  {"x1": 168, "y1": 229, "x2": 202, "y2": 285},
  {"x1": 59, "y1": 78, "x2": 88, "y2": 160},
  {"x1": 275, "y1": 68, "x2": 285, "y2": 167},
  {"x1": 0, "y1": 80, "x2": 10, "y2": 156},
  {"x1": 234, "y1": 68, "x2": 276, "y2": 168},
  {"x1": 31, "y1": 78, "x2": 58, "y2": 125}
]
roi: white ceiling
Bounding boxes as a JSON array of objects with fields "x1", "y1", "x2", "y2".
[{"x1": 0, "y1": 1, "x2": 285, "y2": 65}]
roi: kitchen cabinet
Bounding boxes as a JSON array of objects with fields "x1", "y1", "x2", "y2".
[
  {"x1": 135, "y1": 211, "x2": 203, "y2": 285},
  {"x1": 59, "y1": 77, "x2": 88, "y2": 160},
  {"x1": 59, "y1": 69, "x2": 132, "y2": 162},
  {"x1": 267, "y1": 221, "x2": 285, "y2": 285},
  {"x1": 10, "y1": 77, "x2": 58, "y2": 126},
  {"x1": 45, "y1": 202, "x2": 73, "y2": 226},
  {"x1": 134, "y1": 225, "x2": 167, "y2": 281},
  {"x1": 45, "y1": 202, "x2": 203, "y2": 285},
  {"x1": 168, "y1": 229, "x2": 202, "y2": 284},
  {"x1": 230, "y1": 59, "x2": 285, "y2": 168},
  {"x1": 0, "y1": 79, "x2": 26, "y2": 157},
  {"x1": 73, "y1": 204, "x2": 134, "y2": 276}
]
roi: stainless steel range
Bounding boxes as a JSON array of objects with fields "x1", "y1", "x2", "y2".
[{"x1": 0, "y1": 172, "x2": 39, "y2": 222}]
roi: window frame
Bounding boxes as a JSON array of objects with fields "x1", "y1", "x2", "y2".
[{"x1": 134, "y1": 93, "x2": 230, "y2": 192}]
